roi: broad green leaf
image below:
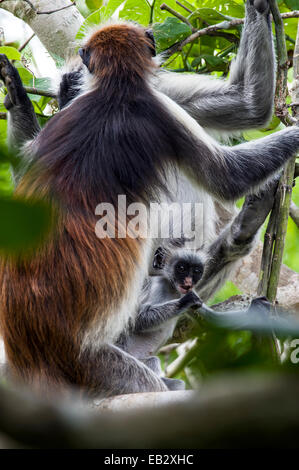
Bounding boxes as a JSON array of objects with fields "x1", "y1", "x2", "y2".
[
  {"x1": 76, "y1": 0, "x2": 126, "y2": 41},
  {"x1": 0, "y1": 46, "x2": 21, "y2": 61},
  {"x1": 86, "y1": 0, "x2": 103, "y2": 11},
  {"x1": 15, "y1": 64, "x2": 33, "y2": 85},
  {"x1": 192, "y1": 54, "x2": 228, "y2": 71},
  {"x1": 0, "y1": 121, "x2": 7, "y2": 146},
  {"x1": 26, "y1": 78, "x2": 52, "y2": 103},
  {"x1": 243, "y1": 122, "x2": 285, "y2": 141},
  {"x1": 119, "y1": 0, "x2": 150, "y2": 26},
  {"x1": 152, "y1": 0, "x2": 182, "y2": 24},
  {"x1": 194, "y1": 0, "x2": 244, "y2": 18},
  {"x1": 153, "y1": 17, "x2": 192, "y2": 53},
  {"x1": 105, "y1": 0, "x2": 126, "y2": 17},
  {"x1": 0, "y1": 163, "x2": 13, "y2": 197},
  {"x1": 50, "y1": 53, "x2": 65, "y2": 69},
  {"x1": 190, "y1": 8, "x2": 233, "y2": 25},
  {"x1": 75, "y1": 0, "x2": 93, "y2": 18},
  {"x1": 0, "y1": 197, "x2": 52, "y2": 255},
  {"x1": 29, "y1": 77, "x2": 52, "y2": 93},
  {"x1": 76, "y1": 9, "x2": 102, "y2": 41},
  {"x1": 284, "y1": 0, "x2": 299, "y2": 10}
]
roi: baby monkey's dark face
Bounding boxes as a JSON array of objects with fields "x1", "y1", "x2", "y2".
[{"x1": 174, "y1": 260, "x2": 203, "y2": 295}]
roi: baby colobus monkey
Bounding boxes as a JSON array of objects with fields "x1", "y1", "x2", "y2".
[{"x1": 118, "y1": 248, "x2": 204, "y2": 390}]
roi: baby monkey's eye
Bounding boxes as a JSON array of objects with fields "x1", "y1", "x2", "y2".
[
  {"x1": 194, "y1": 266, "x2": 202, "y2": 273},
  {"x1": 177, "y1": 264, "x2": 186, "y2": 273}
]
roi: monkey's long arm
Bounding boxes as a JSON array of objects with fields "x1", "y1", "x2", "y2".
[
  {"x1": 156, "y1": 0, "x2": 274, "y2": 131},
  {"x1": 134, "y1": 288, "x2": 201, "y2": 332},
  {"x1": 158, "y1": 87, "x2": 299, "y2": 201},
  {"x1": 197, "y1": 180, "x2": 278, "y2": 301}
]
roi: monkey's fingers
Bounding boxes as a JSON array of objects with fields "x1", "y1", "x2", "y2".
[{"x1": 0, "y1": 54, "x2": 27, "y2": 109}]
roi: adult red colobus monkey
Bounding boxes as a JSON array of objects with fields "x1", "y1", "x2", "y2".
[{"x1": 0, "y1": 0, "x2": 299, "y2": 397}]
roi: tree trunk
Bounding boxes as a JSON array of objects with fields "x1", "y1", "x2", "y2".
[{"x1": 0, "y1": 0, "x2": 83, "y2": 59}]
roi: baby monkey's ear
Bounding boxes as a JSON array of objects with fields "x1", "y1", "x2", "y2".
[
  {"x1": 153, "y1": 247, "x2": 166, "y2": 269},
  {"x1": 145, "y1": 29, "x2": 156, "y2": 57}
]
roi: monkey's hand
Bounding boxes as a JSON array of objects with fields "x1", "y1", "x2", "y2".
[
  {"x1": 248, "y1": 296, "x2": 271, "y2": 316},
  {"x1": 0, "y1": 54, "x2": 28, "y2": 110},
  {"x1": 249, "y1": 0, "x2": 269, "y2": 14},
  {"x1": 231, "y1": 175, "x2": 279, "y2": 245},
  {"x1": 179, "y1": 291, "x2": 203, "y2": 312}
]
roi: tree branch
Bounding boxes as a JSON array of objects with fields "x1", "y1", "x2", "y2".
[
  {"x1": 266, "y1": 3, "x2": 299, "y2": 303},
  {"x1": 1, "y1": 373, "x2": 299, "y2": 448},
  {"x1": 0, "y1": 1, "x2": 84, "y2": 59},
  {"x1": 0, "y1": 0, "x2": 77, "y2": 15},
  {"x1": 18, "y1": 32, "x2": 35, "y2": 52},
  {"x1": 160, "y1": 3, "x2": 193, "y2": 30},
  {"x1": 161, "y1": 7, "x2": 299, "y2": 58},
  {"x1": 24, "y1": 86, "x2": 56, "y2": 98}
]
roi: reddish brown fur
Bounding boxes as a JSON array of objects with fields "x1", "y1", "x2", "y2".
[
  {"x1": 0, "y1": 163, "x2": 143, "y2": 394},
  {"x1": 86, "y1": 24, "x2": 154, "y2": 80}
]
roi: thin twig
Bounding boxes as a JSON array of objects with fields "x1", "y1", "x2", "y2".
[
  {"x1": 257, "y1": 200, "x2": 278, "y2": 297},
  {"x1": 165, "y1": 339, "x2": 198, "y2": 378},
  {"x1": 24, "y1": 86, "x2": 56, "y2": 98},
  {"x1": 164, "y1": 18, "x2": 243, "y2": 57},
  {"x1": 160, "y1": 6, "x2": 299, "y2": 58},
  {"x1": 175, "y1": 1, "x2": 192, "y2": 14},
  {"x1": 0, "y1": 0, "x2": 76, "y2": 15},
  {"x1": 160, "y1": 3, "x2": 193, "y2": 30},
  {"x1": 18, "y1": 32, "x2": 35, "y2": 53}
]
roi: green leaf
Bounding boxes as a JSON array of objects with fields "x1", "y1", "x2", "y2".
[
  {"x1": 104, "y1": 0, "x2": 126, "y2": 17},
  {"x1": 152, "y1": 0, "x2": 182, "y2": 24},
  {"x1": 192, "y1": 53, "x2": 228, "y2": 71},
  {"x1": 50, "y1": 53, "x2": 65, "y2": 69},
  {"x1": 14, "y1": 64, "x2": 33, "y2": 85},
  {"x1": 29, "y1": 77, "x2": 52, "y2": 93},
  {"x1": 0, "y1": 197, "x2": 52, "y2": 255},
  {"x1": 284, "y1": 0, "x2": 299, "y2": 10},
  {"x1": 190, "y1": 7, "x2": 232, "y2": 24},
  {"x1": 76, "y1": 0, "x2": 126, "y2": 41},
  {"x1": 194, "y1": 0, "x2": 244, "y2": 18},
  {"x1": 26, "y1": 78, "x2": 52, "y2": 102},
  {"x1": 153, "y1": 17, "x2": 192, "y2": 53},
  {"x1": 0, "y1": 46, "x2": 21, "y2": 61},
  {"x1": 0, "y1": 162, "x2": 13, "y2": 197},
  {"x1": 86, "y1": 0, "x2": 103, "y2": 11},
  {"x1": 76, "y1": 9, "x2": 102, "y2": 41},
  {"x1": 119, "y1": 0, "x2": 150, "y2": 26}
]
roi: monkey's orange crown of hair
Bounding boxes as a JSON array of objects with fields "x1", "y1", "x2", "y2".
[{"x1": 84, "y1": 22, "x2": 155, "y2": 80}]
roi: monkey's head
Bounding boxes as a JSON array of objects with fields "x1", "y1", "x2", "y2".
[
  {"x1": 78, "y1": 23, "x2": 156, "y2": 80},
  {"x1": 154, "y1": 248, "x2": 204, "y2": 295}
]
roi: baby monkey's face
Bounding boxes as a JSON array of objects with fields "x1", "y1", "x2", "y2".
[{"x1": 173, "y1": 260, "x2": 204, "y2": 295}]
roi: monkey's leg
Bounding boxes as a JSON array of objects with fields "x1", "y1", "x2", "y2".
[
  {"x1": 80, "y1": 344, "x2": 169, "y2": 397},
  {"x1": 142, "y1": 351, "x2": 186, "y2": 391},
  {"x1": 0, "y1": 55, "x2": 40, "y2": 151},
  {"x1": 157, "y1": 1, "x2": 274, "y2": 131},
  {"x1": 134, "y1": 291, "x2": 202, "y2": 332},
  {"x1": 197, "y1": 178, "x2": 278, "y2": 301}
]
